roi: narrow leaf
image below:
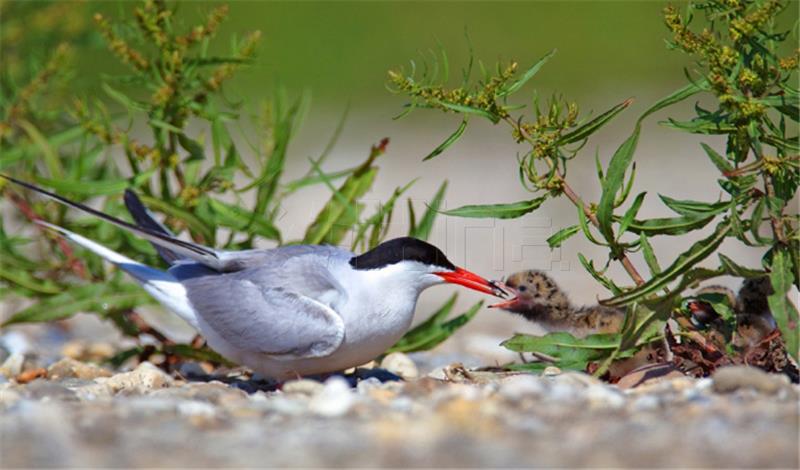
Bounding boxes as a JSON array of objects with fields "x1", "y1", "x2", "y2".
[
  {"x1": 424, "y1": 118, "x2": 469, "y2": 161},
  {"x1": 439, "y1": 196, "x2": 546, "y2": 219},
  {"x1": 558, "y1": 98, "x2": 632, "y2": 145},
  {"x1": 410, "y1": 181, "x2": 448, "y2": 240},
  {"x1": 604, "y1": 221, "x2": 732, "y2": 306}
]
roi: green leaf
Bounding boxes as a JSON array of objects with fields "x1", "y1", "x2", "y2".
[
  {"x1": 623, "y1": 214, "x2": 715, "y2": 235},
  {"x1": 410, "y1": 181, "x2": 447, "y2": 241},
  {"x1": 0, "y1": 125, "x2": 85, "y2": 170},
  {"x1": 2, "y1": 282, "x2": 153, "y2": 326},
  {"x1": 578, "y1": 253, "x2": 621, "y2": 295},
  {"x1": 657, "y1": 194, "x2": 729, "y2": 217},
  {"x1": 767, "y1": 247, "x2": 798, "y2": 360},
  {"x1": 435, "y1": 100, "x2": 499, "y2": 123},
  {"x1": 0, "y1": 267, "x2": 61, "y2": 295},
  {"x1": 547, "y1": 225, "x2": 579, "y2": 249},
  {"x1": 502, "y1": 331, "x2": 627, "y2": 372},
  {"x1": 700, "y1": 143, "x2": 733, "y2": 173},
  {"x1": 424, "y1": 118, "x2": 468, "y2": 161},
  {"x1": 558, "y1": 98, "x2": 632, "y2": 145},
  {"x1": 664, "y1": 117, "x2": 735, "y2": 134},
  {"x1": 618, "y1": 191, "x2": 646, "y2": 236},
  {"x1": 303, "y1": 158, "x2": 378, "y2": 245},
  {"x1": 597, "y1": 80, "x2": 706, "y2": 241},
  {"x1": 207, "y1": 198, "x2": 281, "y2": 241},
  {"x1": 718, "y1": 254, "x2": 765, "y2": 278},
  {"x1": 35, "y1": 176, "x2": 129, "y2": 197},
  {"x1": 604, "y1": 221, "x2": 732, "y2": 306},
  {"x1": 597, "y1": 131, "x2": 639, "y2": 242},
  {"x1": 639, "y1": 233, "x2": 661, "y2": 276},
  {"x1": 498, "y1": 49, "x2": 556, "y2": 97},
  {"x1": 102, "y1": 83, "x2": 148, "y2": 111},
  {"x1": 18, "y1": 120, "x2": 63, "y2": 179},
  {"x1": 439, "y1": 196, "x2": 546, "y2": 219}
]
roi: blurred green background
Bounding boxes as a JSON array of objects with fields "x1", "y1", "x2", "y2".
[{"x1": 5, "y1": 0, "x2": 708, "y2": 110}]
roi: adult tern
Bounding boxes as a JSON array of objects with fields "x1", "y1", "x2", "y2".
[{"x1": 3, "y1": 175, "x2": 506, "y2": 379}]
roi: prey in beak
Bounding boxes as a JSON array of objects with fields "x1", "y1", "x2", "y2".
[
  {"x1": 487, "y1": 281, "x2": 521, "y2": 310},
  {"x1": 436, "y1": 267, "x2": 509, "y2": 298}
]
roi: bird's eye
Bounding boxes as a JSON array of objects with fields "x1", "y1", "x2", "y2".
[{"x1": 518, "y1": 285, "x2": 527, "y2": 292}]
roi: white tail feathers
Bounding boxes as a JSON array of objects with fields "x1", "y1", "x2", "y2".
[{"x1": 36, "y1": 220, "x2": 199, "y2": 330}]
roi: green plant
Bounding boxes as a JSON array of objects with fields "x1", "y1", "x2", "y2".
[
  {"x1": 0, "y1": 0, "x2": 475, "y2": 368},
  {"x1": 389, "y1": 0, "x2": 798, "y2": 375}
]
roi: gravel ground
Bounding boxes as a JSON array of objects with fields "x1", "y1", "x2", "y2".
[{"x1": 1, "y1": 352, "x2": 798, "y2": 468}]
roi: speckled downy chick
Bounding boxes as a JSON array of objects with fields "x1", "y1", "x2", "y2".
[
  {"x1": 688, "y1": 278, "x2": 778, "y2": 349},
  {"x1": 490, "y1": 270, "x2": 625, "y2": 338}
]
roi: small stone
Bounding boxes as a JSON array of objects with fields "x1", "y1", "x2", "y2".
[
  {"x1": 0, "y1": 388, "x2": 21, "y2": 407},
  {"x1": 547, "y1": 382, "x2": 578, "y2": 402},
  {"x1": 542, "y1": 366, "x2": 562, "y2": 377},
  {"x1": 61, "y1": 341, "x2": 86, "y2": 360},
  {"x1": 176, "y1": 362, "x2": 209, "y2": 379},
  {"x1": 0, "y1": 353, "x2": 24, "y2": 378},
  {"x1": 104, "y1": 362, "x2": 173, "y2": 394},
  {"x1": 380, "y1": 352, "x2": 419, "y2": 380},
  {"x1": 86, "y1": 343, "x2": 115, "y2": 360},
  {"x1": 47, "y1": 358, "x2": 112, "y2": 381},
  {"x1": 585, "y1": 384, "x2": 626, "y2": 409},
  {"x1": 15, "y1": 368, "x2": 47, "y2": 384},
  {"x1": 282, "y1": 379, "x2": 324, "y2": 396},
  {"x1": 24, "y1": 380, "x2": 78, "y2": 401},
  {"x1": 712, "y1": 365, "x2": 790, "y2": 395},
  {"x1": 177, "y1": 400, "x2": 218, "y2": 418},
  {"x1": 629, "y1": 394, "x2": 661, "y2": 411},
  {"x1": 355, "y1": 377, "x2": 383, "y2": 394},
  {"x1": 498, "y1": 374, "x2": 545, "y2": 401},
  {"x1": 308, "y1": 376, "x2": 356, "y2": 417}
]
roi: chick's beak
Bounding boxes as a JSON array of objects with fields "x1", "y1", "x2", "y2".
[
  {"x1": 487, "y1": 282, "x2": 521, "y2": 309},
  {"x1": 435, "y1": 267, "x2": 508, "y2": 298}
]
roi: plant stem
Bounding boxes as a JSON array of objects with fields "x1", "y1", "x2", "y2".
[
  {"x1": 762, "y1": 173, "x2": 787, "y2": 244},
  {"x1": 502, "y1": 116, "x2": 646, "y2": 286}
]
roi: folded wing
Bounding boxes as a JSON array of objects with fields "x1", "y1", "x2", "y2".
[{"x1": 184, "y1": 277, "x2": 346, "y2": 358}]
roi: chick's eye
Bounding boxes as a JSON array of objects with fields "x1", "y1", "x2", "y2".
[{"x1": 518, "y1": 285, "x2": 527, "y2": 292}]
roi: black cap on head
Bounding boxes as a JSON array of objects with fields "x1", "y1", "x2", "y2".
[{"x1": 349, "y1": 237, "x2": 456, "y2": 271}]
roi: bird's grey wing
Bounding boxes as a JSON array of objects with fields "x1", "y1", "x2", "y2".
[
  {"x1": 2, "y1": 174, "x2": 253, "y2": 272},
  {"x1": 185, "y1": 278, "x2": 345, "y2": 358}
]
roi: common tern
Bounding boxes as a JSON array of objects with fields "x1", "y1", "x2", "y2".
[{"x1": 3, "y1": 175, "x2": 507, "y2": 379}]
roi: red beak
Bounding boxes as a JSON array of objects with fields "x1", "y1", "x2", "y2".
[{"x1": 435, "y1": 267, "x2": 508, "y2": 298}]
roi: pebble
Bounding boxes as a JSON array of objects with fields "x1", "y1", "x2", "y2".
[
  {"x1": 380, "y1": 352, "x2": 419, "y2": 380},
  {"x1": 308, "y1": 377, "x2": 357, "y2": 417},
  {"x1": 282, "y1": 379, "x2": 324, "y2": 396},
  {"x1": 177, "y1": 400, "x2": 218, "y2": 418},
  {"x1": 712, "y1": 365, "x2": 790, "y2": 395},
  {"x1": 47, "y1": 358, "x2": 112, "y2": 380},
  {"x1": 0, "y1": 353, "x2": 25, "y2": 378},
  {"x1": 542, "y1": 366, "x2": 562, "y2": 377},
  {"x1": 585, "y1": 384, "x2": 626, "y2": 409},
  {"x1": 0, "y1": 387, "x2": 22, "y2": 407},
  {"x1": 629, "y1": 394, "x2": 661, "y2": 412},
  {"x1": 498, "y1": 374, "x2": 545, "y2": 401},
  {"x1": 103, "y1": 362, "x2": 173, "y2": 394},
  {"x1": 23, "y1": 380, "x2": 78, "y2": 401}
]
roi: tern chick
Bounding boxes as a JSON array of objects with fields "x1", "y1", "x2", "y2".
[{"x1": 489, "y1": 270, "x2": 625, "y2": 338}]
